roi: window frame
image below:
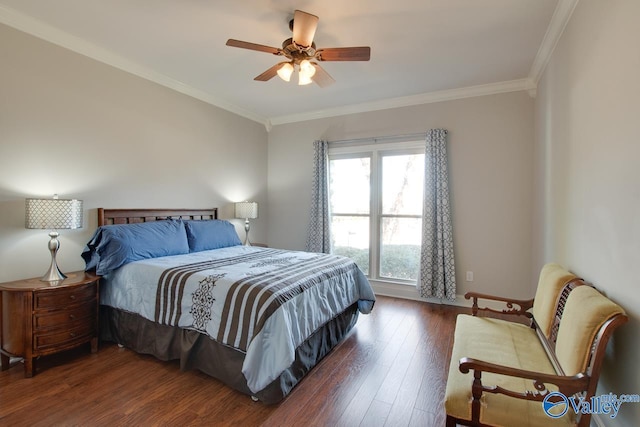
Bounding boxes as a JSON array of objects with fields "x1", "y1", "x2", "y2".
[{"x1": 329, "y1": 140, "x2": 425, "y2": 284}]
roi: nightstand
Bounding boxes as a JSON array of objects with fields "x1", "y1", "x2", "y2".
[{"x1": 0, "y1": 271, "x2": 100, "y2": 377}]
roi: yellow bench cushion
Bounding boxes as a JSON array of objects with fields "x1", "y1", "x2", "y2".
[
  {"x1": 556, "y1": 285, "x2": 625, "y2": 376},
  {"x1": 445, "y1": 314, "x2": 574, "y2": 426},
  {"x1": 532, "y1": 263, "x2": 578, "y2": 338}
]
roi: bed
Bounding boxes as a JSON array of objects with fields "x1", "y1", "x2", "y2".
[{"x1": 84, "y1": 208, "x2": 375, "y2": 404}]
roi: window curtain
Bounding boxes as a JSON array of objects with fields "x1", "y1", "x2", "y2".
[
  {"x1": 306, "y1": 140, "x2": 331, "y2": 253},
  {"x1": 418, "y1": 129, "x2": 456, "y2": 300}
]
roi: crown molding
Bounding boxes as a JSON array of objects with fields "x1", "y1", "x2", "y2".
[
  {"x1": 0, "y1": 5, "x2": 269, "y2": 127},
  {"x1": 269, "y1": 78, "x2": 536, "y2": 126},
  {"x1": 528, "y1": 0, "x2": 580, "y2": 84},
  {"x1": 1, "y1": 3, "x2": 564, "y2": 131}
]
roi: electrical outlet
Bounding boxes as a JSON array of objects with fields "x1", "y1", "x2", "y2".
[{"x1": 466, "y1": 271, "x2": 474, "y2": 282}]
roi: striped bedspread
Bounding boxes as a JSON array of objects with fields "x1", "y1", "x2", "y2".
[{"x1": 101, "y1": 245, "x2": 375, "y2": 392}]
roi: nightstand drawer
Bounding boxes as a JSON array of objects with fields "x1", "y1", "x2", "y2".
[
  {"x1": 34, "y1": 321, "x2": 96, "y2": 351},
  {"x1": 34, "y1": 303, "x2": 96, "y2": 331},
  {"x1": 35, "y1": 283, "x2": 96, "y2": 309}
]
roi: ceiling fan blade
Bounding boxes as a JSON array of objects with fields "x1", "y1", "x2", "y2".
[
  {"x1": 317, "y1": 47, "x2": 371, "y2": 61},
  {"x1": 254, "y1": 62, "x2": 287, "y2": 82},
  {"x1": 311, "y1": 63, "x2": 335, "y2": 88},
  {"x1": 226, "y1": 39, "x2": 282, "y2": 55},
  {"x1": 292, "y1": 10, "x2": 319, "y2": 48}
]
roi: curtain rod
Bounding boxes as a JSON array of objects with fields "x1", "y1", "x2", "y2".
[{"x1": 328, "y1": 130, "x2": 447, "y2": 146}]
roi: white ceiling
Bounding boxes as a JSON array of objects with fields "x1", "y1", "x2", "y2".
[{"x1": 0, "y1": 1, "x2": 576, "y2": 128}]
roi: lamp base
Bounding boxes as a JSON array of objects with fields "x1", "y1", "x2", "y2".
[
  {"x1": 244, "y1": 219, "x2": 252, "y2": 246},
  {"x1": 41, "y1": 264, "x2": 67, "y2": 282},
  {"x1": 41, "y1": 231, "x2": 67, "y2": 282}
]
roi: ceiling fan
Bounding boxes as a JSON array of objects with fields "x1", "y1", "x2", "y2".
[{"x1": 226, "y1": 10, "x2": 371, "y2": 87}]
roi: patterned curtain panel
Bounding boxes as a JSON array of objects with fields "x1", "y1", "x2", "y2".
[
  {"x1": 305, "y1": 140, "x2": 331, "y2": 253},
  {"x1": 419, "y1": 129, "x2": 456, "y2": 300}
]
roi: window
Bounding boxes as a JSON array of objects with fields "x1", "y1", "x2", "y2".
[{"x1": 329, "y1": 141, "x2": 424, "y2": 283}]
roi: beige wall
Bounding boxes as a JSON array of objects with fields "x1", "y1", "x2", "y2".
[
  {"x1": 268, "y1": 91, "x2": 535, "y2": 300},
  {"x1": 533, "y1": 1, "x2": 640, "y2": 426},
  {"x1": 0, "y1": 24, "x2": 268, "y2": 282}
]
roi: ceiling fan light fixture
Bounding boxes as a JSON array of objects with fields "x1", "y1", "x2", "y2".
[
  {"x1": 299, "y1": 59, "x2": 316, "y2": 78},
  {"x1": 298, "y1": 60, "x2": 315, "y2": 85},
  {"x1": 277, "y1": 62, "x2": 294, "y2": 82},
  {"x1": 298, "y1": 72, "x2": 313, "y2": 86}
]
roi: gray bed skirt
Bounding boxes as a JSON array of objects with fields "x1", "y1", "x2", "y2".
[{"x1": 100, "y1": 303, "x2": 359, "y2": 404}]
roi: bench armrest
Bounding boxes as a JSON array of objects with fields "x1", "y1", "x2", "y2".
[
  {"x1": 464, "y1": 292, "x2": 534, "y2": 318},
  {"x1": 459, "y1": 357, "x2": 589, "y2": 400}
]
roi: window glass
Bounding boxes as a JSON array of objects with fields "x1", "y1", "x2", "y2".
[
  {"x1": 329, "y1": 142, "x2": 424, "y2": 284},
  {"x1": 331, "y1": 215, "x2": 370, "y2": 275},
  {"x1": 329, "y1": 157, "x2": 370, "y2": 214},
  {"x1": 380, "y1": 217, "x2": 422, "y2": 281},
  {"x1": 381, "y1": 154, "x2": 424, "y2": 215}
]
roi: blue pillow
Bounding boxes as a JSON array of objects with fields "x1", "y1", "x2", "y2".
[
  {"x1": 82, "y1": 219, "x2": 189, "y2": 275},
  {"x1": 184, "y1": 220, "x2": 242, "y2": 252}
]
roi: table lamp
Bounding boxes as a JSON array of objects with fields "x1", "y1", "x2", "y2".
[
  {"x1": 25, "y1": 195, "x2": 83, "y2": 281},
  {"x1": 234, "y1": 201, "x2": 258, "y2": 246}
]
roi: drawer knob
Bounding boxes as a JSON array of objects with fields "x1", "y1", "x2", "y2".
[
  {"x1": 69, "y1": 314, "x2": 76, "y2": 320},
  {"x1": 69, "y1": 295, "x2": 76, "y2": 300},
  {"x1": 69, "y1": 332, "x2": 77, "y2": 338}
]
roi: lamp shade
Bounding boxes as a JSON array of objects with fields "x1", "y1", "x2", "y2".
[
  {"x1": 299, "y1": 60, "x2": 316, "y2": 78},
  {"x1": 292, "y1": 10, "x2": 319, "y2": 48},
  {"x1": 277, "y1": 62, "x2": 294, "y2": 82},
  {"x1": 235, "y1": 201, "x2": 258, "y2": 219},
  {"x1": 25, "y1": 198, "x2": 83, "y2": 230}
]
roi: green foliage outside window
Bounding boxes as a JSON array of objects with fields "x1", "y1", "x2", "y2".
[{"x1": 335, "y1": 244, "x2": 420, "y2": 281}]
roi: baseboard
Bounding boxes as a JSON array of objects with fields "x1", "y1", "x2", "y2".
[{"x1": 370, "y1": 280, "x2": 508, "y2": 311}]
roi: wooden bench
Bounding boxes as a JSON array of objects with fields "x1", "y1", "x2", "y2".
[{"x1": 445, "y1": 263, "x2": 628, "y2": 426}]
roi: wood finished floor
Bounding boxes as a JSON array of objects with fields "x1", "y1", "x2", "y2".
[{"x1": 0, "y1": 296, "x2": 469, "y2": 427}]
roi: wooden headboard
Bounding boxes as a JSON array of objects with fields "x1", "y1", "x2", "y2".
[{"x1": 98, "y1": 208, "x2": 218, "y2": 226}]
